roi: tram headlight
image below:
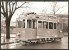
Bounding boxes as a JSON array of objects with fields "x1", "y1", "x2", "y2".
[
  {"x1": 16, "y1": 32, "x2": 21, "y2": 39},
  {"x1": 60, "y1": 30, "x2": 62, "y2": 33},
  {"x1": 55, "y1": 35, "x2": 58, "y2": 37}
]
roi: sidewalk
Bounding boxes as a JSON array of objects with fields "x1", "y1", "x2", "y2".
[
  {"x1": 1, "y1": 37, "x2": 16, "y2": 45},
  {"x1": 1, "y1": 36, "x2": 20, "y2": 49},
  {"x1": 1, "y1": 39, "x2": 18, "y2": 49},
  {"x1": 1, "y1": 33, "x2": 16, "y2": 38},
  {"x1": 1, "y1": 33, "x2": 16, "y2": 45}
]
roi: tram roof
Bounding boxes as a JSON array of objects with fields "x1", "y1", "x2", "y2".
[
  {"x1": 17, "y1": 13, "x2": 57, "y2": 22},
  {"x1": 18, "y1": 14, "x2": 57, "y2": 19}
]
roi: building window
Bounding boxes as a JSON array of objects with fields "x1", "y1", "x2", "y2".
[
  {"x1": 54, "y1": 23, "x2": 56, "y2": 29},
  {"x1": 27, "y1": 20, "x2": 31, "y2": 28},
  {"x1": 49, "y1": 22, "x2": 53, "y2": 29}
]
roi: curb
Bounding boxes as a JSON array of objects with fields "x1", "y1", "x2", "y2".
[{"x1": 1, "y1": 42, "x2": 15, "y2": 45}]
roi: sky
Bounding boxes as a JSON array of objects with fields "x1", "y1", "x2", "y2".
[{"x1": 11, "y1": 2, "x2": 68, "y2": 22}]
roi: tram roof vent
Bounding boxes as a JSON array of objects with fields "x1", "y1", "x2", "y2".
[
  {"x1": 26, "y1": 12, "x2": 36, "y2": 15},
  {"x1": 36, "y1": 16, "x2": 39, "y2": 18}
]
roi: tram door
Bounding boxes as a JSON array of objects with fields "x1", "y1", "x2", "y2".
[
  {"x1": 32, "y1": 19, "x2": 37, "y2": 38},
  {"x1": 27, "y1": 19, "x2": 37, "y2": 39},
  {"x1": 32, "y1": 19, "x2": 37, "y2": 29},
  {"x1": 36, "y1": 21, "x2": 47, "y2": 38},
  {"x1": 57, "y1": 23, "x2": 63, "y2": 37}
]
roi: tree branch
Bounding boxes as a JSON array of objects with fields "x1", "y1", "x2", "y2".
[
  {"x1": 8, "y1": 2, "x2": 12, "y2": 17},
  {"x1": 12, "y1": 2, "x2": 17, "y2": 12},
  {"x1": 17, "y1": 6, "x2": 30, "y2": 9},
  {"x1": 1, "y1": 12, "x2": 4, "y2": 16},
  {"x1": 55, "y1": 5, "x2": 68, "y2": 13},
  {"x1": 9, "y1": 2, "x2": 17, "y2": 21},
  {"x1": 16, "y1": 2, "x2": 26, "y2": 9},
  {"x1": 12, "y1": 2, "x2": 28, "y2": 16},
  {"x1": 1, "y1": 1, "x2": 5, "y2": 13},
  {"x1": 5, "y1": 1, "x2": 8, "y2": 17}
]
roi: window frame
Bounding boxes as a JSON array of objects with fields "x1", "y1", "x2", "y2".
[
  {"x1": 49, "y1": 22, "x2": 53, "y2": 29},
  {"x1": 23, "y1": 19, "x2": 25, "y2": 28},
  {"x1": 27, "y1": 19, "x2": 31, "y2": 28},
  {"x1": 18, "y1": 21, "x2": 22, "y2": 28},
  {"x1": 38, "y1": 21, "x2": 42, "y2": 28},
  {"x1": 54, "y1": 23, "x2": 56, "y2": 29}
]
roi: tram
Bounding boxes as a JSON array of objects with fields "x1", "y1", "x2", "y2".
[{"x1": 15, "y1": 12, "x2": 63, "y2": 45}]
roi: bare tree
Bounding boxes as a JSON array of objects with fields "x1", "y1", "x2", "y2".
[
  {"x1": 1, "y1": 1, "x2": 29, "y2": 39},
  {"x1": 41, "y1": 8, "x2": 47, "y2": 16},
  {"x1": 49, "y1": 2, "x2": 67, "y2": 16}
]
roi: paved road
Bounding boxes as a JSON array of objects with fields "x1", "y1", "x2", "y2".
[
  {"x1": 1, "y1": 36, "x2": 68, "y2": 49},
  {"x1": 15, "y1": 36, "x2": 68, "y2": 49}
]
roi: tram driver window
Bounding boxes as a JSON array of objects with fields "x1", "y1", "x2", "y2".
[
  {"x1": 49, "y1": 22, "x2": 53, "y2": 29},
  {"x1": 18, "y1": 21, "x2": 22, "y2": 28},
  {"x1": 27, "y1": 20, "x2": 31, "y2": 28}
]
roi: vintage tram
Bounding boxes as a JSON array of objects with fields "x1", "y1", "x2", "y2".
[{"x1": 15, "y1": 12, "x2": 63, "y2": 45}]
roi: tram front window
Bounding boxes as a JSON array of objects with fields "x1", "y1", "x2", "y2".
[
  {"x1": 18, "y1": 21, "x2": 22, "y2": 28},
  {"x1": 27, "y1": 20, "x2": 31, "y2": 28},
  {"x1": 54, "y1": 23, "x2": 56, "y2": 29},
  {"x1": 23, "y1": 19, "x2": 25, "y2": 28},
  {"x1": 49, "y1": 22, "x2": 53, "y2": 29}
]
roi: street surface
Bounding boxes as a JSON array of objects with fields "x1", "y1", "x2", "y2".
[{"x1": 1, "y1": 32, "x2": 68, "y2": 49}]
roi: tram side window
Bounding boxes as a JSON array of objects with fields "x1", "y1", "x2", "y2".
[
  {"x1": 57, "y1": 23, "x2": 62, "y2": 30},
  {"x1": 23, "y1": 19, "x2": 25, "y2": 28},
  {"x1": 43, "y1": 21, "x2": 47, "y2": 29},
  {"x1": 46, "y1": 22, "x2": 48, "y2": 29},
  {"x1": 33, "y1": 20, "x2": 36, "y2": 29},
  {"x1": 18, "y1": 21, "x2": 22, "y2": 28},
  {"x1": 27, "y1": 20, "x2": 31, "y2": 28},
  {"x1": 38, "y1": 21, "x2": 42, "y2": 28},
  {"x1": 49, "y1": 22, "x2": 53, "y2": 29},
  {"x1": 54, "y1": 23, "x2": 56, "y2": 29}
]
